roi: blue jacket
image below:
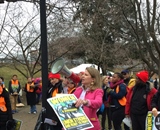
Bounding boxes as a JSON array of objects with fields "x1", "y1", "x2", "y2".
[{"x1": 110, "y1": 83, "x2": 127, "y2": 108}]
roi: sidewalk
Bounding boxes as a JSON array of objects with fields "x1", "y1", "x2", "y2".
[{"x1": 13, "y1": 96, "x2": 42, "y2": 130}]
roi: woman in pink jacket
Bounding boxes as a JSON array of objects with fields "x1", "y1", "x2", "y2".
[{"x1": 74, "y1": 67, "x2": 103, "y2": 130}]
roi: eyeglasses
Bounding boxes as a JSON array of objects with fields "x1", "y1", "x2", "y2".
[{"x1": 122, "y1": 73, "x2": 127, "y2": 75}]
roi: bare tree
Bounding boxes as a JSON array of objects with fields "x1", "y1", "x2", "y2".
[
  {"x1": 0, "y1": 1, "x2": 83, "y2": 77},
  {"x1": 114, "y1": 0, "x2": 160, "y2": 77},
  {"x1": 0, "y1": 2, "x2": 41, "y2": 78}
]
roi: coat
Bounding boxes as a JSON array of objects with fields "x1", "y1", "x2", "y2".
[
  {"x1": 125, "y1": 82, "x2": 157, "y2": 115},
  {"x1": 73, "y1": 86, "x2": 103, "y2": 130},
  {"x1": 44, "y1": 81, "x2": 63, "y2": 127},
  {"x1": 24, "y1": 83, "x2": 37, "y2": 105},
  {"x1": 0, "y1": 87, "x2": 13, "y2": 126},
  {"x1": 109, "y1": 83, "x2": 127, "y2": 108}
]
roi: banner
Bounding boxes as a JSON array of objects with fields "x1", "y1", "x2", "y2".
[
  {"x1": 47, "y1": 94, "x2": 93, "y2": 130},
  {"x1": 146, "y1": 111, "x2": 160, "y2": 130}
]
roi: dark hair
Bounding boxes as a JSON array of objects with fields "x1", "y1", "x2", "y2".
[
  {"x1": 114, "y1": 72, "x2": 124, "y2": 79},
  {"x1": 12, "y1": 74, "x2": 17, "y2": 77},
  {"x1": 0, "y1": 77, "x2": 4, "y2": 81}
]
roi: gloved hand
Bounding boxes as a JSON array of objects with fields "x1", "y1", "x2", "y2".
[{"x1": 106, "y1": 87, "x2": 112, "y2": 94}]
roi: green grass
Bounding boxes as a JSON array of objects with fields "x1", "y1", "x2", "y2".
[{"x1": 0, "y1": 66, "x2": 41, "y2": 88}]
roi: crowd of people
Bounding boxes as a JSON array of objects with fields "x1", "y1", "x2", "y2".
[
  {"x1": 0, "y1": 74, "x2": 42, "y2": 130},
  {"x1": 43, "y1": 68, "x2": 160, "y2": 130},
  {"x1": 0, "y1": 68, "x2": 160, "y2": 130}
]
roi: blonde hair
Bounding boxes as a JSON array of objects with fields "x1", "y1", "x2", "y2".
[
  {"x1": 86, "y1": 67, "x2": 102, "y2": 90},
  {"x1": 102, "y1": 76, "x2": 107, "y2": 82}
]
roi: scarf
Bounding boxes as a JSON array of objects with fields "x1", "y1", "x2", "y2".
[{"x1": 110, "y1": 80, "x2": 124, "y2": 89}]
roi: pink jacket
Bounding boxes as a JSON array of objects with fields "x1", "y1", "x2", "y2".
[{"x1": 74, "y1": 86, "x2": 103, "y2": 130}]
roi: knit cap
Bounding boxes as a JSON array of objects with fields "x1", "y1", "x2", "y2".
[{"x1": 136, "y1": 71, "x2": 148, "y2": 83}]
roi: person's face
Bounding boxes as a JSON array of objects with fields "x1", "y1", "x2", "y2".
[
  {"x1": 62, "y1": 78, "x2": 69, "y2": 86},
  {"x1": 122, "y1": 73, "x2": 129, "y2": 79},
  {"x1": 103, "y1": 77, "x2": 109, "y2": 85},
  {"x1": 81, "y1": 70, "x2": 94, "y2": 86},
  {"x1": 67, "y1": 82, "x2": 75, "y2": 88},
  {"x1": 112, "y1": 74, "x2": 120, "y2": 83},
  {"x1": 136, "y1": 77, "x2": 141, "y2": 84},
  {"x1": 50, "y1": 78, "x2": 59, "y2": 85},
  {"x1": 13, "y1": 76, "x2": 17, "y2": 80},
  {"x1": 28, "y1": 78, "x2": 32, "y2": 82},
  {"x1": 0, "y1": 78, "x2": 2, "y2": 84}
]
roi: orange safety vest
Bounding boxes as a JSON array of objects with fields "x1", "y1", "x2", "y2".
[
  {"x1": 68, "y1": 87, "x2": 76, "y2": 94},
  {"x1": 0, "y1": 85, "x2": 4, "y2": 94},
  {"x1": 116, "y1": 85, "x2": 126, "y2": 106},
  {"x1": 0, "y1": 87, "x2": 7, "y2": 112},
  {"x1": 52, "y1": 88, "x2": 58, "y2": 97},
  {"x1": 11, "y1": 79, "x2": 19, "y2": 90},
  {"x1": 27, "y1": 82, "x2": 34, "y2": 92},
  {"x1": 11, "y1": 80, "x2": 19, "y2": 85},
  {"x1": 0, "y1": 86, "x2": 3, "y2": 94}
]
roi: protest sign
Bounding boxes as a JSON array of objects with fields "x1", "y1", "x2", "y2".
[
  {"x1": 146, "y1": 111, "x2": 160, "y2": 130},
  {"x1": 6, "y1": 118, "x2": 22, "y2": 130},
  {"x1": 123, "y1": 117, "x2": 132, "y2": 128},
  {"x1": 47, "y1": 94, "x2": 93, "y2": 130},
  {"x1": 14, "y1": 119, "x2": 22, "y2": 130}
]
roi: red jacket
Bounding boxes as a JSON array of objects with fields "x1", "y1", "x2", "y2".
[
  {"x1": 125, "y1": 83, "x2": 157, "y2": 115},
  {"x1": 36, "y1": 83, "x2": 42, "y2": 94}
]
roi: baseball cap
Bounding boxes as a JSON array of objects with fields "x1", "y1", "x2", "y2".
[{"x1": 121, "y1": 70, "x2": 129, "y2": 74}]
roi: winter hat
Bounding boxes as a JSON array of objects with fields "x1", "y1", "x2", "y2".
[
  {"x1": 121, "y1": 69, "x2": 129, "y2": 74},
  {"x1": 35, "y1": 77, "x2": 41, "y2": 84},
  {"x1": 48, "y1": 73, "x2": 60, "y2": 79},
  {"x1": 136, "y1": 70, "x2": 148, "y2": 83}
]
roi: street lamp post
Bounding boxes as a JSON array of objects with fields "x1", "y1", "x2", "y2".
[{"x1": 40, "y1": 0, "x2": 48, "y2": 108}]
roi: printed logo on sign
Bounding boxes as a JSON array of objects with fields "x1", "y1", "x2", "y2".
[{"x1": 147, "y1": 113, "x2": 153, "y2": 130}]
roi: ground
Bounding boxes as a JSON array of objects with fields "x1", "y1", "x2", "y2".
[{"x1": 13, "y1": 93, "x2": 42, "y2": 130}]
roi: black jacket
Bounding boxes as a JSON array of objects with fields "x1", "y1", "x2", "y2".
[
  {"x1": 0, "y1": 88, "x2": 13, "y2": 125},
  {"x1": 44, "y1": 81, "x2": 63, "y2": 126},
  {"x1": 130, "y1": 83, "x2": 149, "y2": 115},
  {"x1": 24, "y1": 83, "x2": 38, "y2": 105}
]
